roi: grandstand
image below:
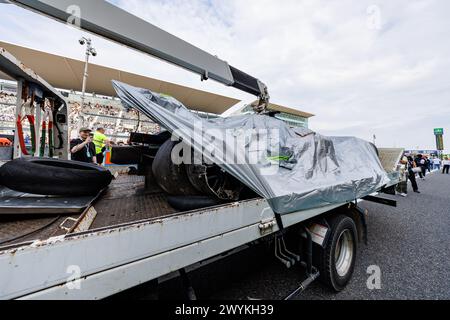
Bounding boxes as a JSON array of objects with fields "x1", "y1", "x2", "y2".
[
  {"x1": 65, "y1": 91, "x2": 160, "y2": 141},
  {"x1": 1, "y1": 80, "x2": 161, "y2": 142},
  {"x1": 1, "y1": 80, "x2": 313, "y2": 144},
  {"x1": 0, "y1": 88, "x2": 17, "y2": 134},
  {"x1": 1, "y1": 80, "x2": 227, "y2": 142}
]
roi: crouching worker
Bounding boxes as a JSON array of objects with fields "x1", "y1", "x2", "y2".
[
  {"x1": 70, "y1": 128, "x2": 97, "y2": 164},
  {"x1": 93, "y1": 127, "x2": 110, "y2": 165}
]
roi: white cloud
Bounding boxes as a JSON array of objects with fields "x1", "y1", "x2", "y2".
[{"x1": 0, "y1": 0, "x2": 449, "y2": 151}]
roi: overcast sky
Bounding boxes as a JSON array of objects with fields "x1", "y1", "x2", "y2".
[{"x1": 1, "y1": 0, "x2": 449, "y2": 151}]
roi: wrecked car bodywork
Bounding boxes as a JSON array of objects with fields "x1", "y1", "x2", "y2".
[{"x1": 112, "y1": 81, "x2": 392, "y2": 215}]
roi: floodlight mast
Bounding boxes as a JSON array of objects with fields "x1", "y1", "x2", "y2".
[
  {"x1": 79, "y1": 37, "x2": 96, "y2": 113},
  {"x1": 7, "y1": 0, "x2": 270, "y2": 112}
]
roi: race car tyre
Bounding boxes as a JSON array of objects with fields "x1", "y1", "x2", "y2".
[
  {"x1": 0, "y1": 158, "x2": 113, "y2": 196},
  {"x1": 167, "y1": 196, "x2": 222, "y2": 212}
]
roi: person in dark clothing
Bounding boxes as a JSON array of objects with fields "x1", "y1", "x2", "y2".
[
  {"x1": 415, "y1": 154, "x2": 427, "y2": 180},
  {"x1": 407, "y1": 156, "x2": 420, "y2": 193},
  {"x1": 443, "y1": 158, "x2": 450, "y2": 174},
  {"x1": 70, "y1": 128, "x2": 97, "y2": 164},
  {"x1": 425, "y1": 157, "x2": 431, "y2": 173}
]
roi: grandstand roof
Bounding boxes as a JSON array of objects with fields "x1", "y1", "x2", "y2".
[
  {"x1": 0, "y1": 46, "x2": 66, "y2": 104},
  {"x1": 0, "y1": 41, "x2": 240, "y2": 114},
  {"x1": 265, "y1": 102, "x2": 315, "y2": 119}
]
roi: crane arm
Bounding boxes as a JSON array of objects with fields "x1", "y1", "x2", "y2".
[{"x1": 8, "y1": 0, "x2": 269, "y2": 109}]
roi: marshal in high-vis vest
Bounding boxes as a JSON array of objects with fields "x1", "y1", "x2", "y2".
[{"x1": 93, "y1": 128, "x2": 110, "y2": 164}]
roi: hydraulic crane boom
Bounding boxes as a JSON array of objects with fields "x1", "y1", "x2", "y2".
[{"x1": 7, "y1": 0, "x2": 270, "y2": 110}]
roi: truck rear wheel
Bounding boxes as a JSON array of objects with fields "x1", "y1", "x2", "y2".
[{"x1": 317, "y1": 214, "x2": 358, "y2": 292}]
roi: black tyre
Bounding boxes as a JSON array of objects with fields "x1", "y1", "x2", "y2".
[
  {"x1": 152, "y1": 140, "x2": 199, "y2": 196},
  {"x1": 167, "y1": 196, "x2": 222, "y2": 212},
  {"x1": 0, "y1": 158, "x2": 113, "y2": 196},
  {"x1": 317, "y1": 214, "x2": 358, "y2": 292}
]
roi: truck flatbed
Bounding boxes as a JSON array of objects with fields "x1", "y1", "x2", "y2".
[
  {"x1": 0, "y1": 169, "x2": 347, "y2": 299},
  {"x1": 0, "y1": 189, "x2": 94, "y2": 247},
  {"x1": 0, "y1": 174, "x2": 179, "y2": 248}
]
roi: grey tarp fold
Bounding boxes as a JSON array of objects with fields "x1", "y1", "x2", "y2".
[{"x1": 112, "y1": 81, "x2": 392, "y2": 215}]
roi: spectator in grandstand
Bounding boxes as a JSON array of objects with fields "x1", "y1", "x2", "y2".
[
  {"x1": 0, "y1": 114, "x2": 15, "y2": 122},
  {"x1": 93, "y1": 127, "x2": 110, "y2": 165},
  {"x1": 70, "y1": 128, "x2": 97, "y2": 164},
  {"x1": 0, "y1": 92, "x2": 17, "y2": 105}
]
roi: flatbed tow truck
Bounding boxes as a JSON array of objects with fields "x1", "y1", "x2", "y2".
[{"x1": 0, "y1": 0, "x2": 402, "y2": 300}]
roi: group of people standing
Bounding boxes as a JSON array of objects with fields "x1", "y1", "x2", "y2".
[
  {"x1": 397, "y1": 154, "x2": 450, "y2": 196},
  {"x1": 427, "y1": 156, "x2": 450, "y2": 174},
  {"x1": 441, "y1": 157, "x2": 450, "y2": 174}
]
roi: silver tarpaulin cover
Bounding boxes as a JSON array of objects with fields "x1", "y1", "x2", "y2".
[{"x1": 112, "y1": 81, "x2": 391, "y2": 215}]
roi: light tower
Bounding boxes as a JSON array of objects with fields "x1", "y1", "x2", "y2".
[{"x1": 79, "y1": 37, "x2": 97, "y2": 127}]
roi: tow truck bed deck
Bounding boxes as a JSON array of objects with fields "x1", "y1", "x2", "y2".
[
  {"x1": 0, "y1": 174, "x2": 182, "y2": 247},
  {"x1": 0, "y1": 177, "x2": 288, "y2": 299},
  {"x1": 0, "y1": 189, "x2": 93, "y2": 246},
  {"x1": 90, "y1": 174, "x2": 178, "y2": 229}
]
